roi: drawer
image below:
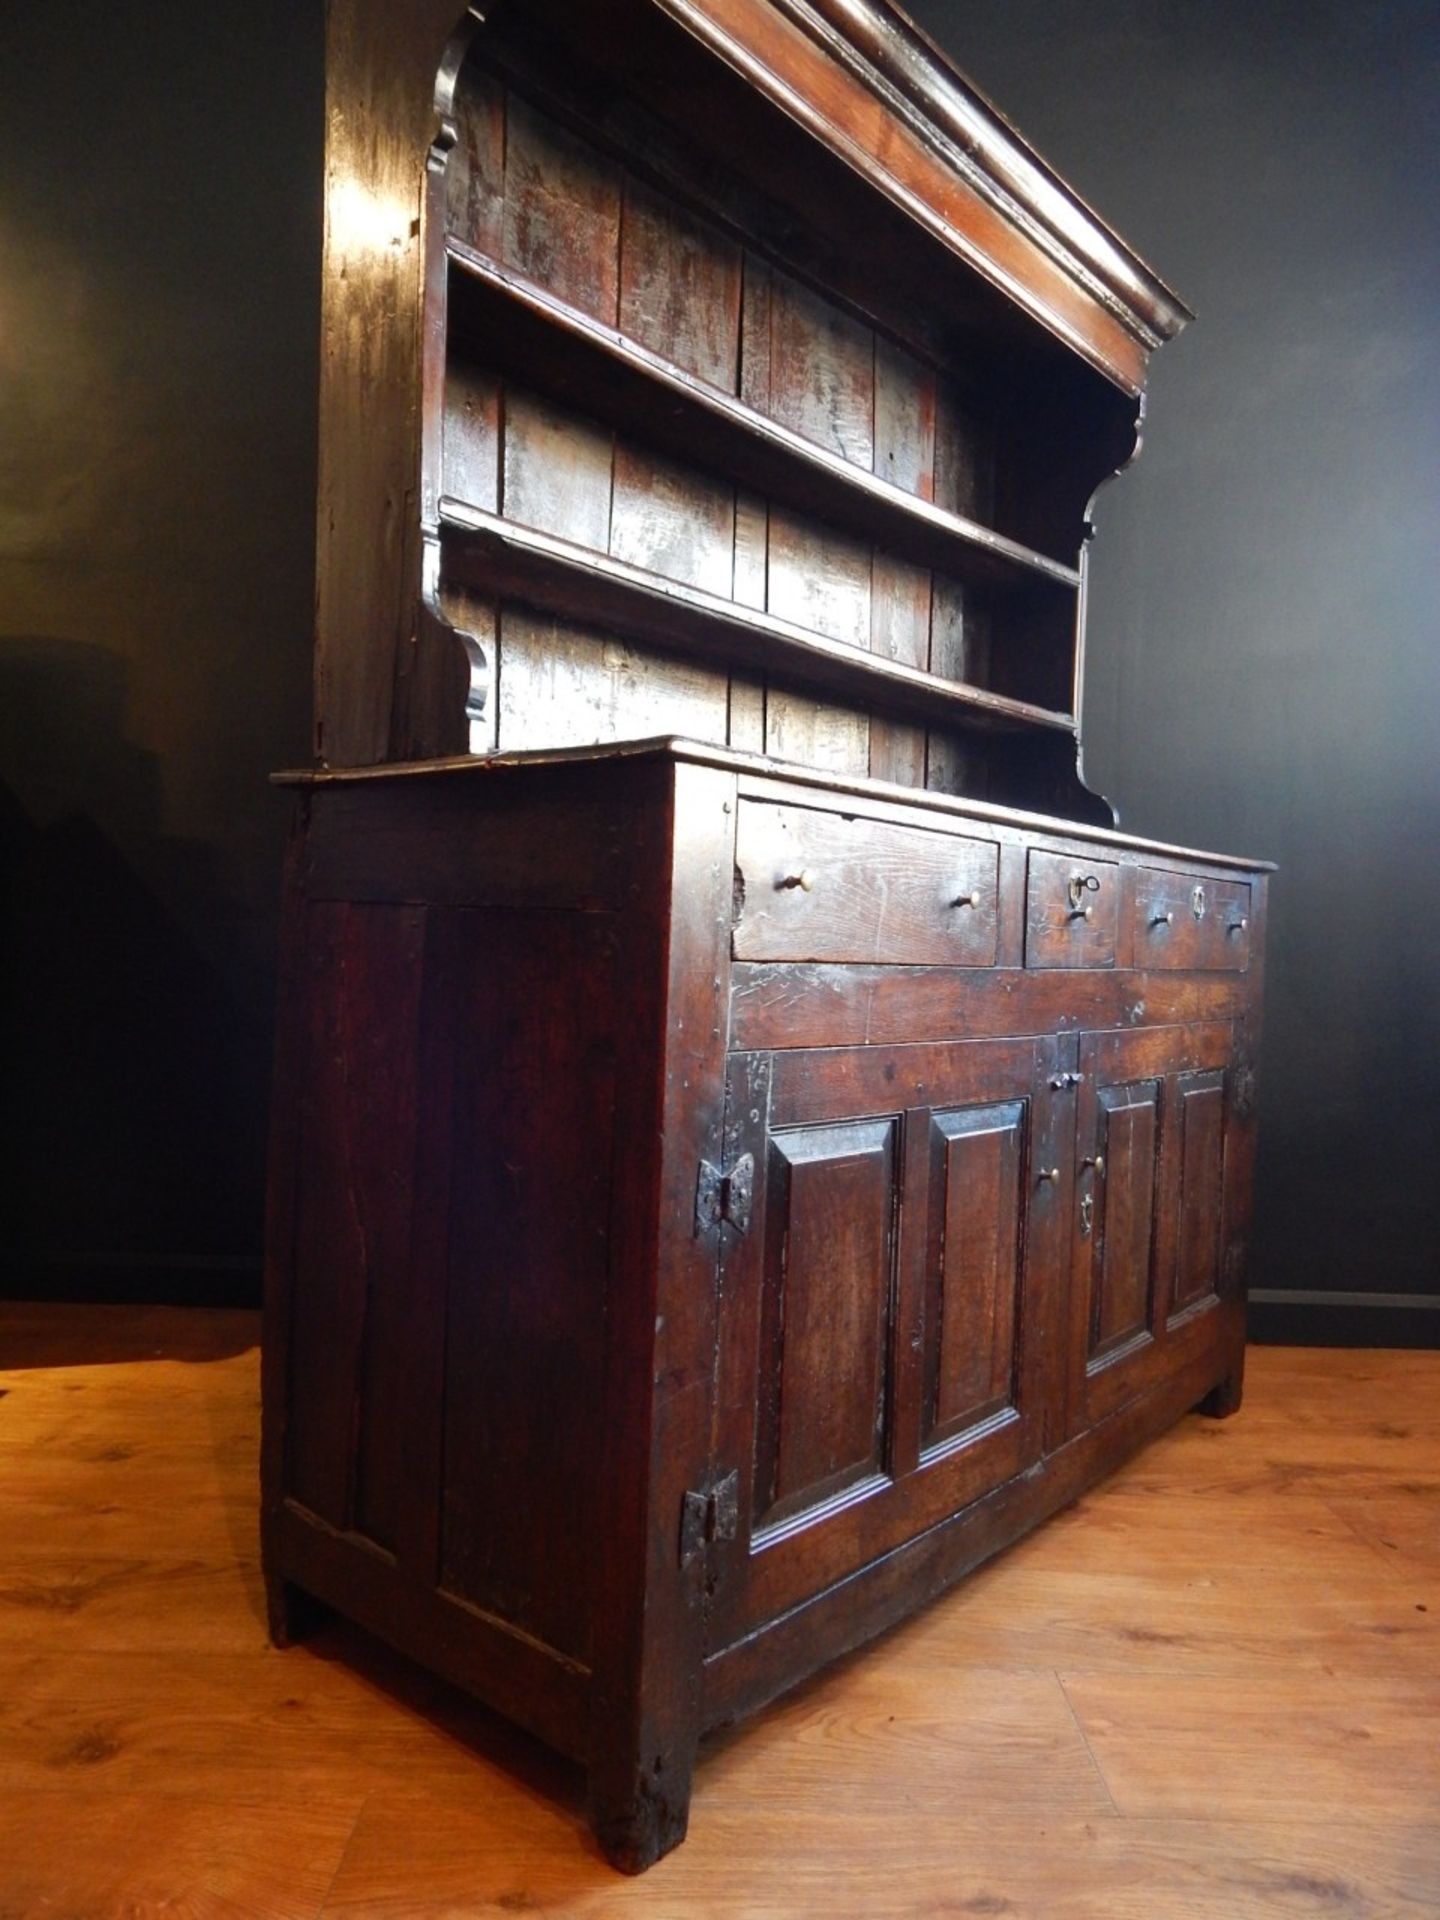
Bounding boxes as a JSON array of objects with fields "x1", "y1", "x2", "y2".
[
  {"x1": 732, "y1": 801, "x2": 999, "y2": 965},
  {"x1": 1024, "y1": 849, "x2": 1118, "y2": 968},
  {"x1": 1133, "y1": 868, "x2": 1251, "y2": 970}
]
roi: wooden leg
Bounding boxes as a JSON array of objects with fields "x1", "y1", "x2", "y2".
[
  {"x1": 265, "y1": 1574, "x2": 329, "y2": 1649},
  {"x1": 1198, "y1": 1356, "x2": 1245, "y2": 1420},
  {"x1": 587, "y1": 1745, "x2": 696, "y2": 1874}
]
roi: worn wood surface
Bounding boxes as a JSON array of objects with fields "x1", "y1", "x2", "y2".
[
  {"x1": 2, "y1": 1307, "x2": 1434, "y2": 1915},
  {"x1": 732, "y1": 799, "x2": 1000, "y2": 965},
  {"x1": 261, "y1": 753, "x2": 1267, "y2": 1868},
  {"x1": 314, "y1": 0, "x2": 1175, "y2": 775}
]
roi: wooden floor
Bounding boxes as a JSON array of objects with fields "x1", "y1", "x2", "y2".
[{"x1": 0, "y1": 1307, "x2": 1436, "y2": 1918}]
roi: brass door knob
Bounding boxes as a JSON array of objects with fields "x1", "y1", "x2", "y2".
[
  {"x1": 953, "y1": 889, "x2": 981, "y2": 909},
  {"x1": 782, "y1": 868, "x2": 818, "y2": 893},
  {"x1": 1037, "y1": 1166, "x2": 1061, "y2": 1185},
  {"x1": 1151, "y1": 909, "x2": 1174, "y2": 927},
  {"x1": 1082, "y1": 1154, "x2": 1106, "y2": 1177}
]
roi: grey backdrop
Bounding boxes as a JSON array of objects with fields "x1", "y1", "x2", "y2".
[
  {"x1": 907, "y1": 0, "x2": 1440, "y2": 1341},
  {"x1": 2, "y1": 1, "x2": 1436, "y2": 1338}
]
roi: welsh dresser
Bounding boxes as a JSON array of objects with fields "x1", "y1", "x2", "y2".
[{"x1": 261, "y1": 0, "x2": 1272, "y2": 1872}]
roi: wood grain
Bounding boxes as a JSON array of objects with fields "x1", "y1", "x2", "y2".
[
  {"x1": 0, "y1": 1790, "x2": 360, "y2": 1920},
  {"x1": 2, "y1": 1312, "x2": 1437, "y2": 1911}
]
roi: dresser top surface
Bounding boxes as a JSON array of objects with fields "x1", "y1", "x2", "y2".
[{"x1": 276, "y1": 737, "x2": 1274, "y2": 873}]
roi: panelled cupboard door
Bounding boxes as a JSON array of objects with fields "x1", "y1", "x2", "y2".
[
  {"x1": 1064, "y1": 1021, "x2": 1237, "y2": 1437},
  {"x1": 706, "y1": 1035, "x2": 1063, "y2": 1652}
]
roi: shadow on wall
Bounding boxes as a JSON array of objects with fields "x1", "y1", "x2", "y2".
[{"x1": 0, "y1": 638, "x2": 272, "y2": 1305}]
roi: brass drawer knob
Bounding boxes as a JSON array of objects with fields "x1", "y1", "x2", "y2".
[
  {"x1": 1228, "y1": 916, "x2": 1249, "y2": 935},
  {"x1": 1037, "y1": 1166, "x2": 1061, "y2": 1185},
  {"x1": 1072, "y1": 904, "x2": 1095, "y2": 923},
  {"x1": 1151, "y1": 909, "x2": 1174, "y2": 927},
  {"x1": 1082, "y1": 1154, "x2": 1106, "y2": 1177},
  {"x1": 953, "y1": 889, "x2": 982, "y2": 909},
  {"x1": 781, "y1": 868, "x2": 818, "y2": 893}
]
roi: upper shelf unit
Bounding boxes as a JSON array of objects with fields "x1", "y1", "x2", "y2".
[
  {"x1": 445, "y1": 240, "x2": 1081, "y2": 596},
  {"x1": 439, "y1": 496, "x2": 1075, "y2": 737},
  {"x1": 308, "y1": 0, "x2": 1191, "y2": 777}
]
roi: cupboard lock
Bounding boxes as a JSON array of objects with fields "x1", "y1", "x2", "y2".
[
  {"x1": 680, "y1": 1471, "x2": 739, "y2": 1568},
  {"x1": 695, "y1": 1153, "x2": 755, "y2": 1235}
]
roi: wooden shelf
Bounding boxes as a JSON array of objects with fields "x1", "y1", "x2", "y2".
[
  {"x1": 445, "y1": 240, "x2": 1081, "y2": 596},
  {"x1": 438, "y1": 499, "x2": 1076, "y2": 737}
]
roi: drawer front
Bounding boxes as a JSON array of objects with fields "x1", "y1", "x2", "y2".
[
  {"x1": 1024, "y1": 849, "x2": 1118, "y2": 968},
  {"x1": 1133, "y1": 868, "x2": 1251, "y2": 971},
  {"x1": 733, "y1": 802, "x2": 999, "y2": 966}
]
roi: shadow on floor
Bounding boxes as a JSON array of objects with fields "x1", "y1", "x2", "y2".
[{"x1": 0, "y1": 1301, "x2": 260, "y2": 1370}]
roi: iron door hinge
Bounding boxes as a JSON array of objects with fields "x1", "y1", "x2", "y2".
[
  {"x1": 695, "y1": 1153, "x2": 755, "y2": 1236},
  {"x1": 679, "y1": 1470, "x2": 739, "y2": 1569}
]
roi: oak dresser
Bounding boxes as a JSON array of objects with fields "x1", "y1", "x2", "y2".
[{"x1": 261, "y1": 0, "x2": 1271, "y2": 1871}]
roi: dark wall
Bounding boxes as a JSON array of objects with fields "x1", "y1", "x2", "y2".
[
  {"x1": 0, "y1": 1, "x2": 321, "y2": 1301},
  {"x1": 4, "y1": 3, "x2": 1436, "y2": 1339},
  {"x1": 909, "y1": 0, "x2": 1440, "y2": 1343}
]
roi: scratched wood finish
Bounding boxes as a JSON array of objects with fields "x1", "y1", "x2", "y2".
[
  {"x1": 1026, "y1": 847, "x2": 1121, "y2": 968},
  {"x1": 1065, "y1": 1021, "x2": 1239, "y2": 1440},
  {"x1": 732, "y1": 798, "x2": 999, "y2": 965},
  {"x1": 289, "y1": 0, "x2": 1262, "y2": 1876},
  {"x1": 447, "y1": 358, "x2": 1069, "y2": 761},
  {"x1": 707, "y1": 1027, "x2": 1062, "y2": 1652},
  {"x1": 312, "y1": 0, "x2": 1184, "y2": 766},
  {"x1": 925, "y1": 1099, "x2": 1026, "y2": 1442},
  {"x1": 434, "y1": 59, "x2": 1101, "y2": 783},
  {"x1": 438, "y1": 911, "x2": 621, "y2": 1663},
  {"x1": 756, "y1": 1115, "x2": 897, "y2": 1525},
  {"x1": 263, "y1": 748, "x2": 1266, "y2": 1868},
  {"x1": 1133, "y1": 866, "x2": 1254, "y2": 972}
]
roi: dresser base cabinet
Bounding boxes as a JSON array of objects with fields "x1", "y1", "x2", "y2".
[{"x1": 261, "y1": 741, "x2": 1266, "y2": 1872}]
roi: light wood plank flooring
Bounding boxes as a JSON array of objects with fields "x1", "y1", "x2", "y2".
[{"x1": 1, "y1": 1305, "x2": 1436, "y2": 1917}]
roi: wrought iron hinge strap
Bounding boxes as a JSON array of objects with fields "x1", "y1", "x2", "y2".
[{"x1": 679, "y1": 1470, "x2": 739, "y2": 1569}]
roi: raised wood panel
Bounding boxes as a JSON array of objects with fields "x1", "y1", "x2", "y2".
[
  {"x1": 1090, "y1": 1082, "x2": 1162, "y2": 1359},
  {"x1": 286, "y1": 903, "x2": 426, "y2": 1540},
  {"x1": 755, "y1": 1117, "x2": 898, "y2": 1530},
  {"x1": 923, "y1": 1101, "x2": 1024, "y2": 1446},
  {"x1": 1172, "y1": 1070, "x2": 1226, "y2": 1315},
  {"x1": 439, "y1": 909, "x2": 621, "y2": 1665},
  {"x1": 1064, "y1": 1021, "x2": 1239, "y2": 1440}
]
